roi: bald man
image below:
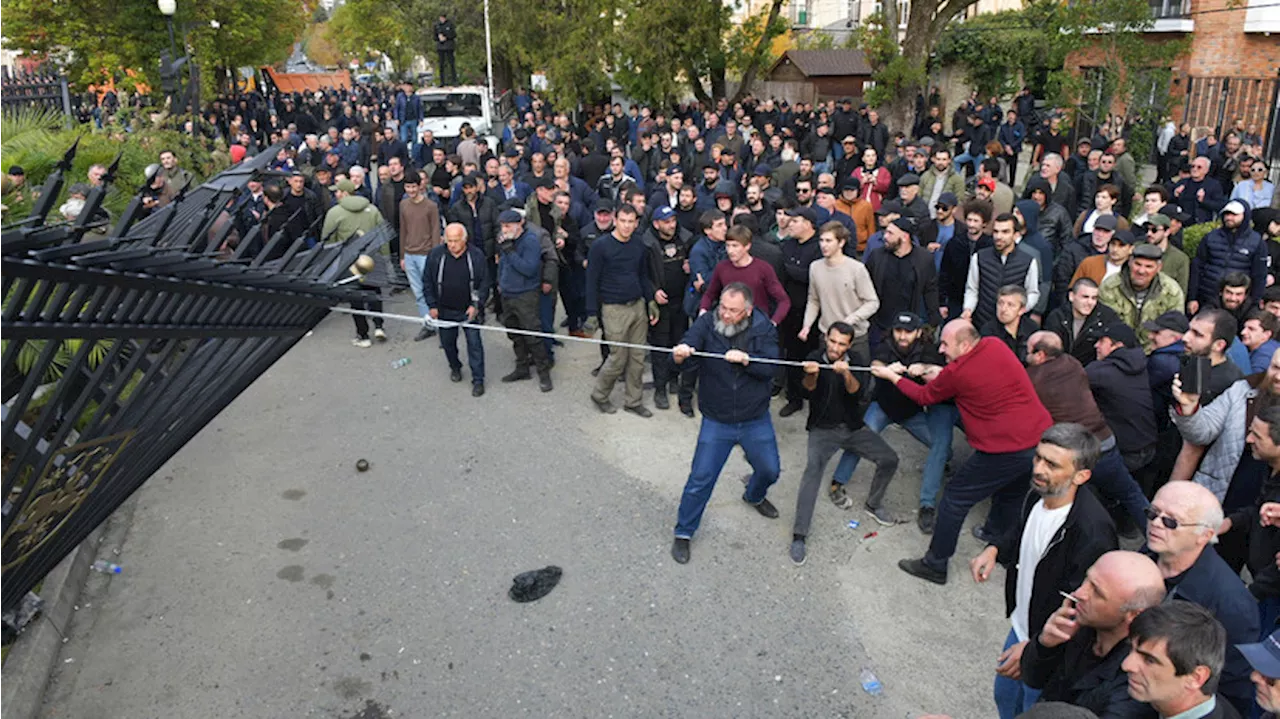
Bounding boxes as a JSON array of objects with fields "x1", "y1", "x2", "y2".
[
  {"x1": 1146, "y1": 481, "x2": 1257, "y2": 714},
  {"x1": 1020, "y1": 551, "x2": 1167, "y2": 717},
  {"x1": 873, "y1": 319, "x2": 1052, "y2": 584},
  {"x1": 423, "y1": 223, "x2": 490, "y2": 396}
]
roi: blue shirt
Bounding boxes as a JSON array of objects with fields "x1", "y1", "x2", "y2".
[
  {"x1": 1249, "y1": 339, "x2": 1280, "y2": 374},
  {"x1": 934, "y1": 223, "x2": 955, "y2": 272},
  {"x1": 585, "y1": 234, "x2": 654, "y2": 313}
]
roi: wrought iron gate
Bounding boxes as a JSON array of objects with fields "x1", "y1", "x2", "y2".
[{"x1": 1, "y1": 144, "x2": 386, "y2": 616}]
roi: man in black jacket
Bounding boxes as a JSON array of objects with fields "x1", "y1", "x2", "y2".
[
  {"x1": 1020, "y1": 550, "x2": 1167, "y2": 718},
  {"x1": 939, "y1": 199, "x2": 993, "y2": 319},
  {"x1": 447, "y1": 174, "x2": 501, "y2": 298},
  {"x1": 433, "y1": 14, "x2": 457, "y2": 86},
  {"x1": 865, "y1": 217, "x2": 941, "y2": 341},
  {"x1": 1043, "y1": 278, "x2": 1119, "y2": 366},
  {"x1": 1088, "y1": 323, "x2": 1157, "y2": 474},
  {"x1": 971, "y1": 422, "x2": 1119, "y2": 719},
  {"x1": 423, "y1": 223, "x2": 491, "y2": 396}
]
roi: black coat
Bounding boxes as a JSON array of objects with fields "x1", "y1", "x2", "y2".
[
  {"x1": 1021, "y1": 626, "x2": 1153, "y2": 719},
  {"x1": 433, "y1": 19, "x2": 457, "y2": 51},
  {"x1": 865, "y1": 244, "x2": 942, "y2": 328},
  {"x1": 938, "y1": 234, "x2": 992, "y2": 309},
  {"x1": 446, "y1": 196, "x2": 500, "y2": 257},
  {"x1": 1086, "y1": 347, "x2": 1157, "y2": 455},
  {"x1": 994, "y1": 483, "x2": 1118, "y2": 637},
  {"x1": 1042, "y1": 303, "x2": 1118, "y2": 366},
  {"x1": 1227, "y1": 470, "x2": 1280, "y2": 600}
]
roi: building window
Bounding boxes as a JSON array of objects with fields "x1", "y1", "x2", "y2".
[{"x1": 1149, "y1": 0, "x2": 1186, "y2": 19}]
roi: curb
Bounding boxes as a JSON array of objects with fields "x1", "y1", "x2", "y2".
[{"x1": 1, "y1": 526, "x2": 103, "y2": 719}]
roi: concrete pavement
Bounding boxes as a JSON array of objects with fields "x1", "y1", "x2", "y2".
[{"x1": 37, "y1": 294, "x2": 1010, "y2": 718}]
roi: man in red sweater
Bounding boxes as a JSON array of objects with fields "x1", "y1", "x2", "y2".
[
  {"x1": 699, "y1": 225, "x2": 791, "y2": 325},
  {"x1": 872, "y1": 319, "x2": 1052, "y2": 584}
]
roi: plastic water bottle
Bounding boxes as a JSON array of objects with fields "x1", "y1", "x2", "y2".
[
  {"x1": 859, "y1": 667, "x2": 882, "y2": 696},
  {"x1": 390, "y1": 358, "x2": 411, "y2": 369},
  {"x1": 90, "y1": 560, "x2": 122, "y2": 574}
]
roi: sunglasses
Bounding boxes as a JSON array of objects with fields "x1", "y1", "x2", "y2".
[{"x1": 1144, "y1": 506, "x2": 1209, "y2": 530}]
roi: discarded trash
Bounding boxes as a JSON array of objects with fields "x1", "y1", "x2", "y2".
[
  {"x1": 356, "y1": 459, "x2": 370, "y2": 472},
  {"x1": 90, "y1": 560, "x2": 122, "y2": 574},
  {"x1": 862, "y1": 531, "x2": 878, "y2": 540},
  {"x1": 846, "y1": 520, "x2": 860, "y2": 530},
  {"x1": 390, "y1": 358, "x2": 411, "y2": 369},
  {"x1": 859, "y1": 667, "x2": 882, "y2": 696},
  {"x1": 508, "y1": 566, "x2": 562, "y2": 603}
]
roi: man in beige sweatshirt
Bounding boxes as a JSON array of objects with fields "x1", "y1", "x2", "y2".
[
  {"x1": 799, "y1": 221, "x2": 880, "y2": 365},
  {"x1": 400, "y1": 170, "x2": 444, "y2": 341}
]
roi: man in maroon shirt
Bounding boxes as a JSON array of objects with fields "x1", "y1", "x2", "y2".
[
  {"x1": 872, "y1": 319, "x2": 1052, "y2": 584},
  {"x1": 699, "y1": 225, "x2": 791, "y2": 325}
]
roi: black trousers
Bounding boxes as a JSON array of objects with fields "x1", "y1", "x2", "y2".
[
  {"x1": 351, "y1": 288, "x2": 384, "y2": 339},
  {"x1": 501, "y1": 289, "x2": 550, "y2": 373},
  {"x1": 648, "y1": 302, "x2": 687, "y2": 389},
  {"x1": 437, "y1": 51, "x2": 456, "y2": 85},
  {"x1": 780, "y1": 311, "x2": 814, "y2": 403}
]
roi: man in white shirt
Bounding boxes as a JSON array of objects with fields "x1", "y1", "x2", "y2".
[{"x1": 969, "y1": 422, "x2": 1119, "y2": 719}]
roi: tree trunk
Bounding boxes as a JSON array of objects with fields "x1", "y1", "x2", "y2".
[
  {"x1": 728, "y1": 0, "x2": 784, "y2": 104},
  {"x1": 879, "y1": 0, "x2": 978, "y2": 133}
]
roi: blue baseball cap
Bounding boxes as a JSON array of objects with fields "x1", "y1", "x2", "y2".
[
  {"x1": 498, "y1": 209, "x2": 524, "y2": 224},
  {"x1": 652, "y1": 206, "x2": 676, "y2": 222},
  {"x1": 1238, "y1": 630, "x2": 1280, "y2": 678}
]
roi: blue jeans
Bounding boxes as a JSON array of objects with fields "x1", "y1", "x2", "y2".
[
  {"x1": 404, "y1": 253, "x2": 430, "y2": 319},
  {"x1": 400, "y1": 120, "x2": 418, "y2": 145},
  {"x1": 675, "y1": 414, "x2": 781, "y2": 538},
  {"x1": 833, "y1": 402, "x2": 957, "y2": 508},
  {"x1": 954, "y1": 152, "x2": 985, "y2": 175},
  {"x1": 994, "y1": 628, "x2": 1042, "y2": 719},
  {"x1": 924, "y1": 447, "x2": 1035, "y2": 573},
  {"x1": 438, "y1": 323, "x2": 485, "y2": 384}
]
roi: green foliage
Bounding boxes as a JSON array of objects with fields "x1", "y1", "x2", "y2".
[
  {"x1": 851, "y1": 9, "x2": 926, "y2": 110},
  {"x1": 936, "y1": 2, "x2": 1063, "y2": 98},
  {"x1": 2, "y1": 0, "x2": 303, "y2": 99},
  {"x1": 1181, "y1": 222, "x2": 1216, "y2": 259},
  {"x1": 614, "y1": 0, "x2": 731, "y2": 106},
  {"x1": 328, "y1": 0, "x2": 414, "y2": 74}
]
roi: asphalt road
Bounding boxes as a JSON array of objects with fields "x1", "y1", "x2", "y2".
[{"x1": 39, "y1": 293, "x2": 1010, "y2": 719}]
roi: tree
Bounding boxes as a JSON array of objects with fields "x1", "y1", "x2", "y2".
[
  {"x1": 2, "y1": 0, "x2": 302, "y2": 97},
  {"x1": 328, "y1": 0, "x2": 414, "y2": 74}
]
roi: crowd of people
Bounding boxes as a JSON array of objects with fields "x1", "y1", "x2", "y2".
[{"x1": 22, "y1": 79, "x2": 1280, "y2": 718}]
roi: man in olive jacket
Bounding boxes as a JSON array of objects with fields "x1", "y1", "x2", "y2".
[{"x1": 1099, "y1": 243, "x2": 1186, "y2": 352}]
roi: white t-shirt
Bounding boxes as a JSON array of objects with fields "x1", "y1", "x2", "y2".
[
  {"x1": 1104, "y1": 260, "x2": 1123, "y2": 280},
  {"x1": 1011, "y1": 500, "x2": 1072, "y2": 642}
]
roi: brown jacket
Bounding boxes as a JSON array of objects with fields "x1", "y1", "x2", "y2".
[
  {"x1": 835, "y1": 197, "x2": 876, "y2": 252},
  {"x1": 1026, "y1": 353, "x2": 1114, "y2": 442}
]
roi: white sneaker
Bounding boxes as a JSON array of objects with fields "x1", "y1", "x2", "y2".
[
  {"x1": 373, "y1": 327, "x2": 387, "y2": 342},
  {"x1": 352, "y1": 338, "x2": 373, "y2": 348}
]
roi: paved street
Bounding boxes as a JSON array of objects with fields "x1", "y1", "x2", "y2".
[{"x1": 39, "y1": 293, "x2": 1009, "y2": 718}]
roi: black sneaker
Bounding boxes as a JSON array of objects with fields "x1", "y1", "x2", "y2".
[
  {"x1": 679, "y1": 401, "x2": 695, "y2": 418},
  {"x1": 865, "y1": 504, "x2": 901, "y2": 526},
  {"x1": 538, "y1": 372, "x2": 553, "y2": 392},
  {"x1": 971, "y1": 525, "x2": 1000, "y2": 545},
  {"x1": 778, "y1": 400, "x2": 803, "y2": 417},
  {"x1": 898, "y1": 557, "x2": 948, "y2": 585},
  {"x1": 414, "y1": 326, "x2": 436, "y2": 342},
  {"x1": 653, "y1": 391, "x2": 670, "y2": 410},
  {"x1": 501, "y1": 369, "x2": 531, "y2": 383},
  {"x1": 917, "y1": 506, "x2": 937, "y2": 534},
  {"x1": 789, "y1": 539, "x2": 806, "y2": 566},
  {"x1": 671, "y1": 538, "x2": 691, "y2": 564},
  {"x1": 750, "y1": 498, "x2": 779, "y2": 519},
  {"x1": 450, "y1": 368, "x2": 464, "y2": 383},
  {"x1": 668, "y1": 377, "x2": 679, "y2": 395},
  {"x1": 472, "y1": 383, "x2": 485, "y2": 397}
]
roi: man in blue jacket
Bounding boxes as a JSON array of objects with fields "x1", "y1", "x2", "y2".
[
  {"x1": 1188, "y1": 200, "x2": 1266, "y2": 313},
  {"x1": 496, "y1": 210, "x2": 553, "y2": 392},
  {"x1": 669, "y1": 282, "x2": 782, "y2": 564}
]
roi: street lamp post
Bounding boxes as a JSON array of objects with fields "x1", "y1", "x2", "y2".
[{"x1": 157, "y1": 0, "x2": 178, "y2": 60}]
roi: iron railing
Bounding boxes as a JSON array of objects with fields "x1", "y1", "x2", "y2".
[{"x1": 1, "y1": 143, "x2": 387, "y2": 622}]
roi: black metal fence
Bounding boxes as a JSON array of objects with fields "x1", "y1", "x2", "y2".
[
  {"x1": 1, "y1": 67, "x2": 72, "y2": 118},
  {"x1": 1, "y1": 145, "x2": 387, "y2": 620}
]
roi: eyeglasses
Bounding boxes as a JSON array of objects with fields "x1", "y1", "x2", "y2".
[{"x1": 1144, "y1": 506, "x2": 1210, "y2": 530}]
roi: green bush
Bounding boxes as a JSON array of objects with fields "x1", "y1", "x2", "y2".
[{"x1": 1180, "y1": 221, "x2": 1216, "y2": 259}]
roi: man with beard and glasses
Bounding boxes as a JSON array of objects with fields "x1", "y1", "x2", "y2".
[
  {"x1": 788, "y1": 321, "x2": 901, "y2": 566},
  {"x1": 968, "y1": 423, "x2": 1118, "y2": 719},
  {"x1": 670, "y1": 283, "x2": 782, "y2": 565}
]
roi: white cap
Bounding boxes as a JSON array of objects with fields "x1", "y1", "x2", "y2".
[{"x1": 1223, "y1": 200, "x2": 1247, "y2": 215}]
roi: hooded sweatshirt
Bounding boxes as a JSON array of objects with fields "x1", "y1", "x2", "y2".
[{"x1": 1085, "y1": 346, "x2": 1157, "y2": 455}]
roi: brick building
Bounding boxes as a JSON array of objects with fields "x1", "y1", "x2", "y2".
[{"x1": 1065, "y1": 0, "x2": 1280, "y2": 152}]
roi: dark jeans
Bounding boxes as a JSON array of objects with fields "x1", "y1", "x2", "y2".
[
  {"x1": 539, "y1": 287, "x2": 559, "y2": 360},
  {"x1": 559, "y1": 263, "x2": 587, "y2": 331},
  {"x1": 794, "y1": 426, "x2": 898, "y2": 537},
  {"x1": 500, "y1": 289, "x2": 551, "y2": 373},
  {"x1": 1090, "y1": 446, "x2": 1151, "y2": 530},
  {"x1": 675, "y1": 414, "x2": 780, "y2": 538},
  {"x1": 923, "y1": 447, "x2": 1036, "y2": 573},
  {"x1": 437, "y1": 50, "x2": 456, "y2": 85},
  {"x1": 438, "y1": 314, "x2": 485, "y2": 384},
  {"x1": 780, "y1": 311, "x2": 815, "y2": 403},
  {"x1": 351, "y1": 289, "x2": 384, "y2": 339},
  {"x1": 649, "y1": 302, "x2": 687, "y2": 390}
]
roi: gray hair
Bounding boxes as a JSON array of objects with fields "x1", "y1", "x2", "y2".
[
  {"x1": 1129, "y1": 601, "x2": 1227, "y2": 696},
  {"x1": 1198, "y1": 497, "x2": 1225, "y2": 546},
  {"x1": 1040, "y1": 423, "x2": 1101, "y2": 471},
  {"x1": 1043, "y1": 152, "x2": 1064, "y2": 169},
  {"x1": 998, "y1": 284, "x2": 1028, "y2": 308},
  {"x1": 722, "y1": 281, "x2": 755, "y2": 308}
]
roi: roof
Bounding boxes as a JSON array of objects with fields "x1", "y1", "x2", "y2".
[
  {"x1": 768, "y1": 50, "x2": 872, "y2": 78},
  {"x1": 262, "y1": 67, "x2": 353, "y2": 93}
]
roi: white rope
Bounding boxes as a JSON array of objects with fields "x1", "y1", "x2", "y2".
[{"x1": 329, "y1": 306, "x2": 875, "y2": 371}]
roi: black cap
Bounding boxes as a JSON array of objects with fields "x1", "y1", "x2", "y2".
[
  {"x1": 1159, "y1": 204, "x2": 1188, "y2": 224},
  {"x1": 896, "y1": 173, "x2": 920, "y2": 187},
  {"x1": 1100, "y1": 322, "x2": 1139, "y2": 347},
  {"x1": 1141, "y1": 311, "x2": 1188, "y2": 334},
  {"x1": 839, "y1": 177, "x2": 859, "y2": 191},
  {"x1": 498, "y1": 209, "x2": 524, "y2": 223},
  {"x1": 534, "y1": 174, "x2": 556, "y2": 189},
  {"x1": 8, "y1": 165, "x2": 25, "y2": 176},
  {"x1": 891, "y1": 311, "x2": 923, "y2": 330},
  {"x1": 595, "y1": 198, "x2": 615, "y2": 213},
  {"x1": 1094, "y1": 214, "x2": 1118, "y2": 231},
  {"x1": 875, "y1": 200, "x2": 903, "y2": 217},
  {"x1": 1112, "y1": 228, "x2": 1135, "y2": 245},
  {"x1": 890, "y1": 217, "x2": 914, "y2": 233},
  {"x1": 786, "y1": 206, "x2": 818, "y2": 226},
  {"x1": 504, "y1": 147, "x2": 520, "y2": 158}
]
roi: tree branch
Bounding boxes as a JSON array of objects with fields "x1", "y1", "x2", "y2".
[
  {"x1": 931, "y1": 0, "x2": 980, "y2": 35},
  {"x1": 729, "y1": 0, "x2": 784, "y2": 104}
]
